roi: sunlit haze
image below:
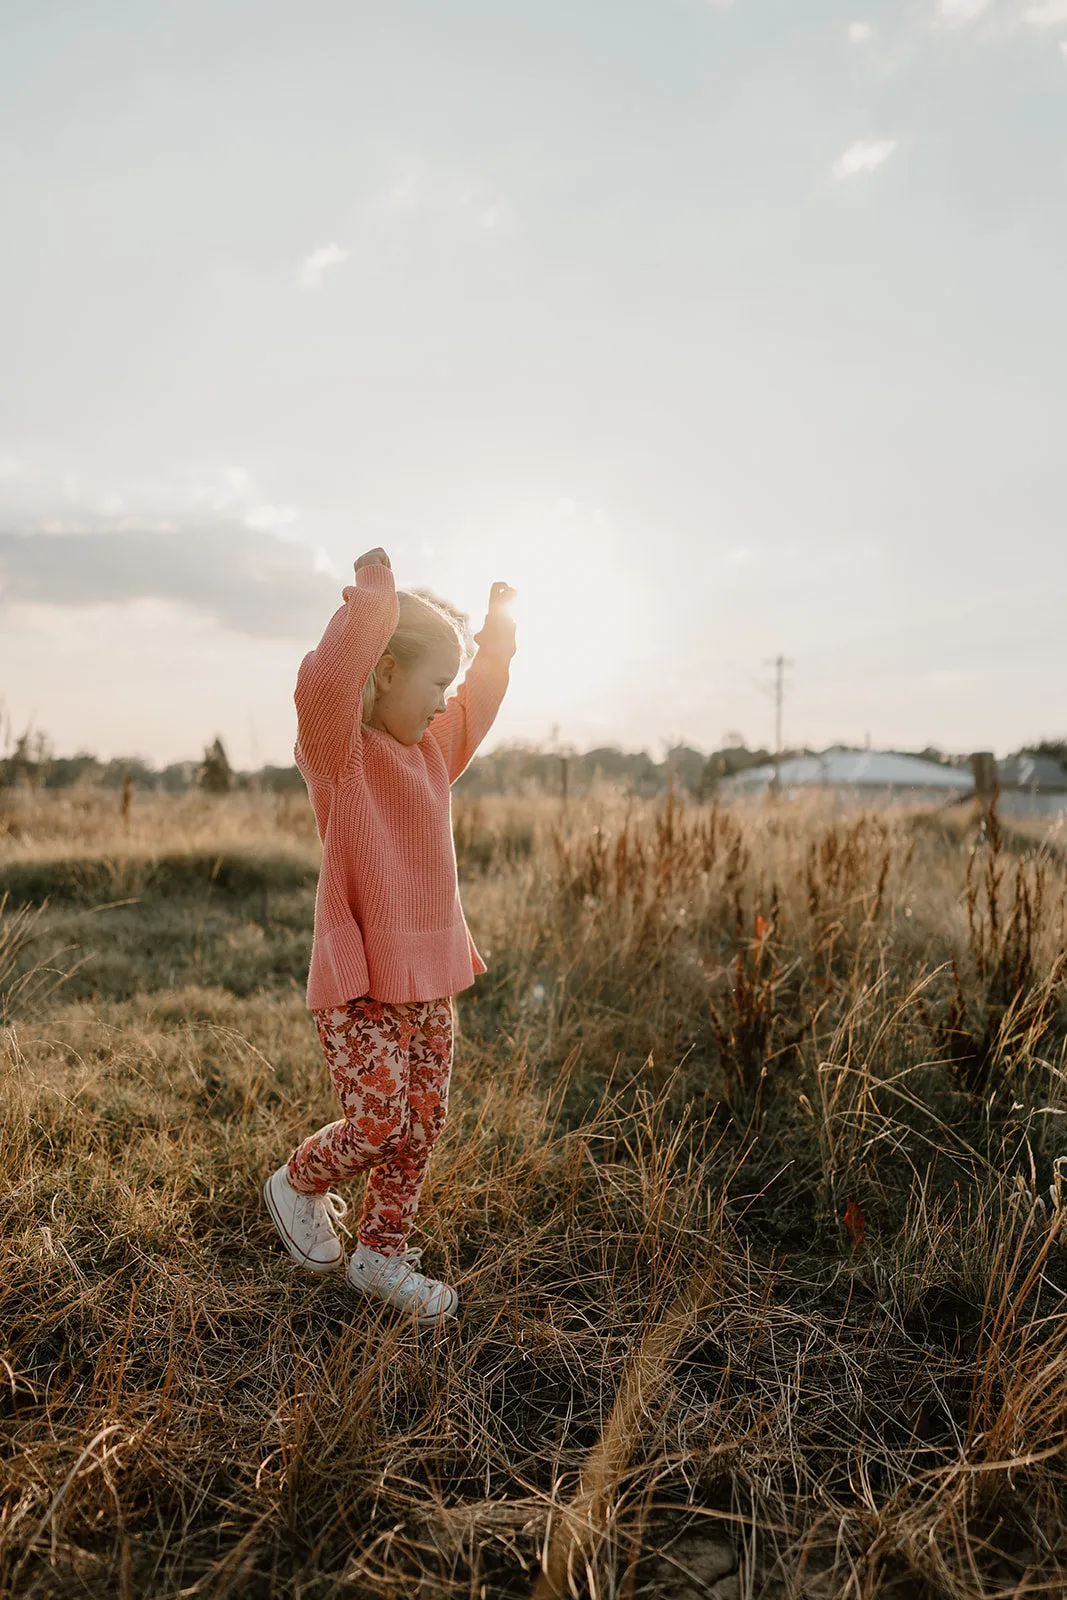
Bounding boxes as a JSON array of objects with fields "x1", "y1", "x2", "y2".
[{"x1": 1, "y1": 0, "x2": 1065, "y2": 767}]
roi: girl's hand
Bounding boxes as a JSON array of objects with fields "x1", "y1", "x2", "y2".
[
  {"x1": 354, "y1": 547, "x2": 391, "y2": 573},
  {"x1": 473, "y1": 581, "x2": 517, "y2": 657}
]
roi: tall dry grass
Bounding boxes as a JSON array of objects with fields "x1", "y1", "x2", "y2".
[{"x1": 1, "y1": 784, "x2": 1066, "y2": 1598}]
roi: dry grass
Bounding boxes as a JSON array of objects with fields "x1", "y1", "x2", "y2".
[{"x1": 2, "y1": 785, "x2": 1067, "y2": 1598}]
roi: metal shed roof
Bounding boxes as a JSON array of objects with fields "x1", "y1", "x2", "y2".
[
  {"x1": 721, "y1": 750, "x2": 974, "y2": 794},
  {"x1": 995, "y1": 754, "x2": 1067, "y2": 792}
]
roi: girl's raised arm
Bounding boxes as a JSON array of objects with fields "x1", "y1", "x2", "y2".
[
  {"x1": 426, "y1": 581, "x2": 516, "y2": 784},
  {"x1": 294, "y1": 553, "x2": 399, "y2": 780}
]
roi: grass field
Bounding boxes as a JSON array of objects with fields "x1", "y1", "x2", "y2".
[{"x1": 2, "y1": 783, "x2": 1066, "y2": 1599}]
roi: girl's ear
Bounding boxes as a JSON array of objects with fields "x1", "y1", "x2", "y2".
[{"x1": 375, "y1": 653, "x2": 397, "y2": 690}]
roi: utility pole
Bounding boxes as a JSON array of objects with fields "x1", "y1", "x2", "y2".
[{"x1": 763, "y1": 654, "x2": 793, "y2": 794}]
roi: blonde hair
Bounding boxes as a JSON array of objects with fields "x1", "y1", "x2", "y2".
[{"x1": 361, "y1": 588, "x2": 471, "y2": 726}]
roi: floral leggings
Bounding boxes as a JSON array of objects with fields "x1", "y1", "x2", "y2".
[{"x1": 286, "y1": 995, "x2": 453, "y2": 1256}]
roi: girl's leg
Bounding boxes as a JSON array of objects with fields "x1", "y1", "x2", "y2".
[
  {"x1": 286, "y1": 998, "x2": 415, "y2": 1196},
  {"x1": 357, "y1": 996, "x2": 453, "y2": 1255}
]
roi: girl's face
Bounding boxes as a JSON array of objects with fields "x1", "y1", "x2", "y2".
[{"x1": 367, "y1": 639, "x2": 462, "y2": 746}]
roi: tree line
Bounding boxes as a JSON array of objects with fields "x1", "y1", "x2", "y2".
[{"x1": 6, "y1": 726, "x2": 1060, "y2": 801}]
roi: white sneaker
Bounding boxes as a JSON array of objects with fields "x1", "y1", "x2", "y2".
[
  {"x1": 263, "y1": 1164, "x2": 348, "y2": 1273},
  {"x1": 348, "y1": 1242, "x2": 458, "y2": 1325}
]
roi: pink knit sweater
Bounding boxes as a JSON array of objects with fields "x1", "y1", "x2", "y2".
[{"x1": 293, "y1": 562, "x2": 514, "y2": 1008}]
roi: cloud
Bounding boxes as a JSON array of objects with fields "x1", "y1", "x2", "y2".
[
  {"x1": 380, "y1": 160, "x2": 505, "y2": 233},
  {"x1": 832, "y1": 138, "x2": 898, "y2": 179},
  {"x1": 927, "y1": 0, "x2": 1067, "y2": 43},
  {"x1": 299, "y1": 243, "x2": 349, "y2": 289},
  {"x1": 1022, "y1": 0, "x2": 1067, "y2": 22},
  {"x1": 386, "y1": 161, "x2": 423, "y2": 214},
  {"x1": 933, "y1": 0, "x2": 995, "y2": 23},
  {"x1": 190, "y1": 464, "x2": 257, "y2": 510},
  {"x1": 0, "y1": 524, "x2": 339, "y2": 639},
  {"x1": 847, "y1": 20, "x2": 875, "y2": 42},
  {"x1": 243, "y1": 503, "x2": 296, "y2": 533}
]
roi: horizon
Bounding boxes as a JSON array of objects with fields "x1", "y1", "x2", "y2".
[
  {"x1": 2, "y1": 0, "x2": 1065, "y2": 765},
  {"x1": 4, "y1": 726, "x2": 1057, "y2": 775}
]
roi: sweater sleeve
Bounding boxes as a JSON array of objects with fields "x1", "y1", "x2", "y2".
[
  {"x1": 294, "y1": 563, "x2": 399, "y2": 780},
  {"x1": 425, "y1": 647, "x2": 513, "y2": 784}
]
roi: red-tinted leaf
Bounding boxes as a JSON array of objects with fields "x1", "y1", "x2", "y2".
[
  {"x1": 754, "y1": 914, "x2": 770, "y2": 942},
  {"x1": 843, "y1": 1198, "x2": 865, "y2": 1250}
]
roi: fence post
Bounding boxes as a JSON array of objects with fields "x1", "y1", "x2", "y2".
[{"x1": 970, "y1": 751, "x2": 998, "y2": 819}]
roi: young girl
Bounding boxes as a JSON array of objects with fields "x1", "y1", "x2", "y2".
[{"x1": 264, "y1": 546, "x2": 517, "y2": 1326}]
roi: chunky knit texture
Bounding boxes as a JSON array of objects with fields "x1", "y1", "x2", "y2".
[{"x1": 294, "y1": 562, "x2": 514, "y2": 1008}]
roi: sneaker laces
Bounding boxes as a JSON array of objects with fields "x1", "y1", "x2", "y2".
[
  {"x1": 362, "y1": 1244, "x2": 436, "y2": 1290},
  {"x1": 396, "y1": 1248, "x2": 454, "y2": 1314},
  {"x1": 311, "y1": 1189, "x2": 351, "y2": 1242},
  {"x1": 359, "y1": 1244, "x2": 423, "y2": 1278}
]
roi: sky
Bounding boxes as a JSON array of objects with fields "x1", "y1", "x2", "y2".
[{"x1": 1, "y1": 0, "x2": 1065, "y2": 768}]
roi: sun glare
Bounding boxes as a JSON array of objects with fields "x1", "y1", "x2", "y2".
[{"x1": 445, "y1": 505, "x2": 643, "y2": 711}]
